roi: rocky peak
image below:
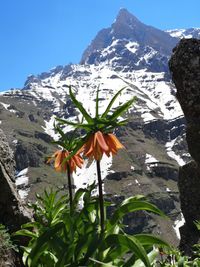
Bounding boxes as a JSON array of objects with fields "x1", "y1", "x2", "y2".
[
  {"x1": 114, "y1": 8, "x2": 141, "y2": 27},
  {"x1": 80, "y1": 9, "x2": 178, "y2": 70}
]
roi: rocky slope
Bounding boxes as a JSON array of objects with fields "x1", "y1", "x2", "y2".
[{"x1": 0, "y1": 8, "x2": 198, "y2": 244}]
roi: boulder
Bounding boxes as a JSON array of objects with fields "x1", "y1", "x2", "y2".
[{"x1": 169, "y1": 38, "x2": 200, "y2": 254}]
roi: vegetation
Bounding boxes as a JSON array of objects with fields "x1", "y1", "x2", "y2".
[
  {"x1": 0, "y1": 224, "x2": 17, "y2": 267},
  {"x1": 13, "y1": 87, "x2": 200, "y2": 266}
]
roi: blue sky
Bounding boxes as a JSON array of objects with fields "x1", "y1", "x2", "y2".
[{"x1": 0, "y1": 0, "x2": 199, "y2": 91}]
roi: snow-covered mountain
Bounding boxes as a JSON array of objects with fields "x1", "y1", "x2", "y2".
[
  {"x1": 0, "y1": 8, "x2": 198, "y2": 243},
  {"x1": 166, "y1": 28, "x2": 200, "y2": 39}
]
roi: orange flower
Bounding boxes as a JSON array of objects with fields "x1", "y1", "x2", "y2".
[
  {"x1": 47, "y1": 149, "x2": 84, "y2": 173},
  {"x1": 83, "y1": 131, "x2": 124, "y2": 161}
]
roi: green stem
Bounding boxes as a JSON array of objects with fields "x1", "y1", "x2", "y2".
[
  {"x1": 96, "y1": 160, "x2": 104, "y2": 232},
  {"x1": 67, "y1": 165, "x2": 73, "y2": 211}
]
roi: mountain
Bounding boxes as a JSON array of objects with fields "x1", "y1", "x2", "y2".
[
  {"x1": 166, "y1": 28, "x2": 200, "y2": 39},
  {"x1": 81, "y1": 8, "x2": 177, "y2": 73},
  {"x1": 0, "y1": 8, "x2": 198, "y2": 244}
]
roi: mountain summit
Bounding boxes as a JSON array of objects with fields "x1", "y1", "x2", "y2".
[{"x1": 81, "y1": 9, "x2": 177, "y2": 71}]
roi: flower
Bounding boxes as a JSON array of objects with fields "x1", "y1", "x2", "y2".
[
  {"x1": 47, "y1": 149, "x2": 83, "y2": 173},
  {"x1": 83, "y1": 131, "x2": 124, "y2": 161}
]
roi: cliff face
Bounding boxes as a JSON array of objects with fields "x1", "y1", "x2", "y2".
[
  {"x1": 169, "y1": 39, "x2": 200, "y2": 254},
  {"x1": 0, "y1": 129, "x2": 31, "y2": 231}
]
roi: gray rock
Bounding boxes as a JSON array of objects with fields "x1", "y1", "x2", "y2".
[
  {"x1": 169, "y1": 38, "x2": 200, "y2": 254},
  {"x1": 0, "y1": 129, "x2": 31, "y2": 231}
]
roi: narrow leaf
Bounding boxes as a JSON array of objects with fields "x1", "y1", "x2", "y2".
[
  {"x1": 101, "y1": 87, "x2": 127, "y2": 118},
  {"x1": 95, "y1": 86, "x2": 100, "y2": 118},
  {"x1": 108, "y1": 97, "x2": 136, "y2": 121},
  {"x1": 56, "y1": 117, "x2": 93, "y2": 130},
  {"x1": 133, "y1": 234, "x2": 170, "y2": 248},
  {"x1": 111, "y1": 200, "x2": 166, "y2": 225},
  {"x1": 69, "y1": 86, "x2": 93, "y2": 123},
  {"x1": 105, "y1": 234, "x2": 151, "y2": 267}
]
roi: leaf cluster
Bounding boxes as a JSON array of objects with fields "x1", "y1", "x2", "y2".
[
  {"x1": 56, "y1": 86, "x2": 136, "y2": 134},
  {"x1": 15, "y1": 186, "x2": 169, "y2": 267}
]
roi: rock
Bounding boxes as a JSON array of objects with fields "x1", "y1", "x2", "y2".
[
  {"x1": 0, "y1": 129, "x2": 15, "y2": 181},
  {"x1": 143, "y1": 117, "x2": 185, "y2": 143},
  {"x1": 148, "y1": 192, "x2": 176, "y2": 215},
  {"x1": 169, "y1": 38, "x2": 200, "y2": 254},
  {"x1": 28, "y1": 114, "x2": 37, "y2": 122},
  {"x1": 15, "y1": 140, "x2": 43, "y2": 169},
  {"x1": 106, "y1": 171, "x2": 130, "y2": 181},
  {"x1": 0, "y1": 129, "x2": 31, "y2": 231},
  {"x1": 34, "y1": 131, "x2": 53, "y2": 143},
  {"x1": 151, "y1": 164, "x2": 178, "y2": 181}
]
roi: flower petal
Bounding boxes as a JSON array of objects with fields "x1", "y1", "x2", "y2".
[
  {"x1": 54, "y1": 150, "x2": 63, "y2": 169},
  {"x1": 96, "y1": 131, "x2": 109, "y2": 152},
  {"x1": 107, "y1": 133, "x2": 124, "y2": 149}
]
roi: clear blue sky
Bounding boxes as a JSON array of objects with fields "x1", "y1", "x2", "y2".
[{"x1": 0, "y1": 0, "x2": 199, "y2": 91}]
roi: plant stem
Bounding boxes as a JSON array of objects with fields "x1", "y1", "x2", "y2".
[
  {"x1": 67, "y1": 165, "x2": 73, "y2": 210},
  {"x1": 96, "y1": 160, "x2": 104, "y2": 232}
]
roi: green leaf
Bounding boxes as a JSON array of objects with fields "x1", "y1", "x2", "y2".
[
  {"x1": 132, "y1": 248, "x2": 159, "y2": 267},
  {"x1": 121, "y1": 195, "x2": 145, "y2": 205},
  {"x1": 101, "y1": 87, "x2": 127, "y2": 118},
  {"x1": 133, "y1": 234, "x2": 170, "y2": 248},
  {"x1": 104, "y1": 234, "x2": 151, "y2": 267},
  {"x1": 96, "y1": 86, "x2": 100, "y2": 118},
  {"x1": 27, "y1": 222, "x2": 64, "y2": 266},
  {"x1": 72, "y1": 188, "x2": 87, "y2": 211},
  {"x1": 89, "y1": 257, "x2": 116, "y2": 266},
  {"x1": 111, "y1": 200, "x2": 166, "y2": 225},
  {"x1": 69, "y1": 86, "x2": 93, "y2": 123},
  {"x1": 108, "y1": 96, "x2": 136, "y2": 121},
  {"x1": 56, "y1": 117, "x2": 93, "y2": 130},
  {"x1": 61, "y1": 137, "x2": 86, "y2": 165},
  {"x1": 14, "y1": 229, "x2": 38, "y2": 239},
  {"x1": 54, "y1": 122, "x2": 66, "y2": 140}
]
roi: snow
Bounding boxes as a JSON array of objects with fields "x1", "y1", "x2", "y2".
[
  {"x1": 145, "y1": 153, "x2": 158, "y2": 164},
  {"x1": 15, "y1": 168, "x2": 30, "y2": 199},
  {"x1": 166, "y1": 28, "x2": 200, "y2": 39},
  {"x1": 0, "y1": 102, "x2": 10, "y2": 110},
  {"x1": 73, "y1": 154, "x2": 113, "y2": 194},
  {"x1": 42, "y1": 116, "x2": 59, "y2": 140},
  {"x1": 165, "y1": 138, "x2": 185, "y2": 166},
  {"x1": 173, "y1": 213, "x2": 185, "y2": 239},
  {"x1": 101, "y1": 39, "x2": 118, "y2": 57},
  {"x1": 125, "y1": 42, "x2": 139, "y2": 54},
  {"x1": 135, "y1": 179, "x2": 140, "y2": 186},
  {"x1": 0, "y1": 102, "x2": 16, "y2": 113},
  {"x1": 166, "y1": 29, "x2": 186, "y2": 38},
  {"x1": 16, "y1": 168, "x2": 28, "y2": 177}
]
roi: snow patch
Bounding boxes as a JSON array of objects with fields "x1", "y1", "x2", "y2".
[
  {"x1": 145, "y1": 153, "x2": 158, "y2": 164},
  {"x1": 125, "y1": 42, "x2": 139, "y2": 54},
  {"x1": 135, "y1": 179, "x2": 140, "y2": 186},
  {"x1": 173, "y1": 213, "x2": 185, "y2": 239},
  {"x1": 0, "y1": 102, "x2": 10, "y2": 110},
  {"x1": 73, "y1": 154, "x2": 113, "y2": 194},
  {"x1": 165, "y1": 138, "x2": 185, "y2": 166},
  {"x1": 15, "y1": 168, "x2": 30, "y2": 199}
]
